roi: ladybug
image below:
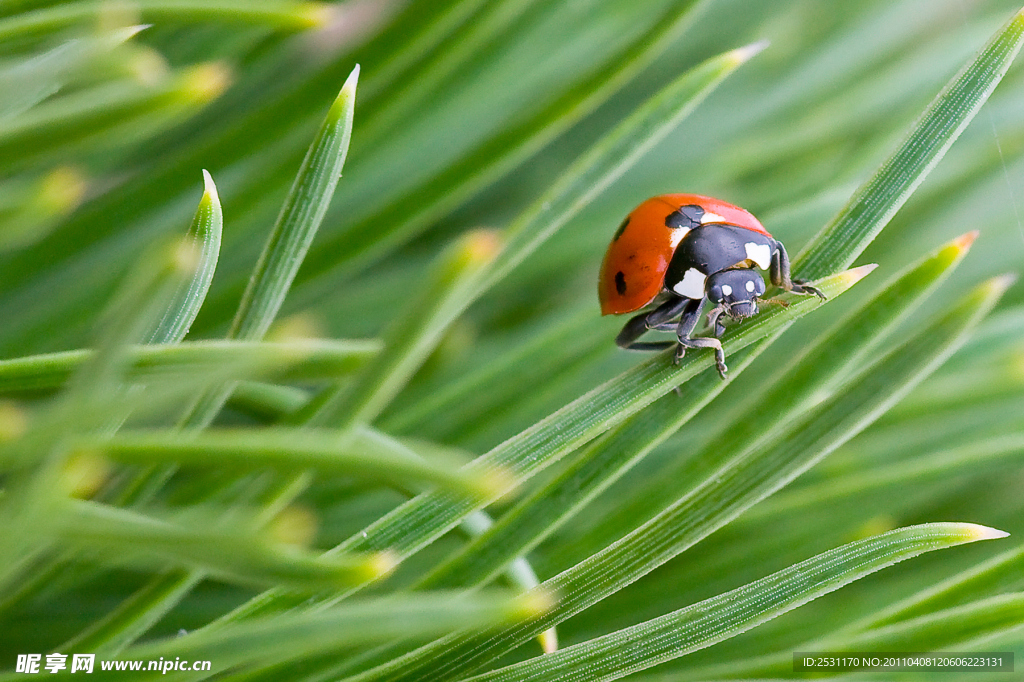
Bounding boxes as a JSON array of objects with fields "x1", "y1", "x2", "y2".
[{"x1": 598, "y1": 193, "x2": 824, "y2": 378}]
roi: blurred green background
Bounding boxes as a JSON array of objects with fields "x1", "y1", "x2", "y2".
[{"x1": 2, "y1": 0, "x2": 1024, "y2": 679}]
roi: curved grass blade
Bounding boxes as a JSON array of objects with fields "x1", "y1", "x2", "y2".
[
  {"x1": 0, "y1": 1, "x2": 329, "y2": 41},
  {"x1": 229, "y1": 65, "x2": 358, "y2": 342},
  {"x1": 301, "y1": 229, "x2": 502, "y2": 429},
  {"x1": 0, "y1": 339, "x2": 379, "y2": 396},
  {"x1": 464, "y1": 524, "x2": 1005, "y2": 682},
  {"x1": 145, "y1": 170, "x2": 222, "y2": 344},
  {"x1": 219, "y1": 269, "x2": 866, "y2": 628},
  {"x1": 354, "y1": 274, "x2": 1008, "y2": 682},
  {"x1": 77, "y1": 427, "x2": 506, "y2": 497},
  {"x1": 794, "y1": 6, "x2": 1024, "y2": 279},
  {"x1": 180, "y1": 64, "x2": 357, "y2": 428},
  {"x1": 58, "y1": 500, "x2": 393, "y2": 591}
]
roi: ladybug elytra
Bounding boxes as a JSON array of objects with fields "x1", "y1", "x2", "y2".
[{"x1": 598, "y1": 193, "x2": 824, "y2": 378}]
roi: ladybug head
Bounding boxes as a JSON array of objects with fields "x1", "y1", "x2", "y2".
[{"x1": 706, "y1": 269, "x2": 766, "y2": 320}]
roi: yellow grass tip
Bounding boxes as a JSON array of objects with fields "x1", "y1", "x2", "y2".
[
  {"x1": 60, "y1": 450, "x2": 113, "y2": 499},
  {"x1": 984, "y1": 273, "x2": 1018, "y2": 297},
  {"x1": 328, "y1": 64, "x2": 360, "y2": 118},
  {"x1": 461, "y1": 229, "x2": 504, "y2": 264},
  {"x1": 961, "y1": 523, "x2": 1010, "y2": 541},
  {"x1": 729, "y1": 40, "x2": 770, "y2": 65},
  {"x1": 267, "y1": 313, "x2": 327, "y2": 342},
  {"x1": 129, "y1": 47, "x2": 169, "y2": 86},
  {"x1": 299, "y1": 2, "x2": 335, "y2": 29},
  {"x1": 538, "y1": 627, "x2": 559, "y2": 654},
  {"x1": 38, "y1": 166, "x2": 87, "y2": 215},
  {"x1": 180, "y1": 62, "x2": 232, "y2": 104},
  {"x1": 950, "y1": 230, "x2": 980, "y2": 251},
  {"x1": 845, "y1": 263, "x2": 878, "y2": 282}
]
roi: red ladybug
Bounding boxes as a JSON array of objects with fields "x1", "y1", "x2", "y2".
[{"x1": 598, "y1": 193, "x2": 824, "y2": 377}]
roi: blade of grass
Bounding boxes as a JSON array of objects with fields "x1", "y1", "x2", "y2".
[
  {"x1": 145, "y1": 170, "x2": 223, "y2": 344},
  {"x1": 0, "y1": 1, "x2": 329, "y2": 41},
  {"x1": 418, "y1": 232, "x2": 976, "y2": 592},
  {"x1": 464, "y1": 524, "x2": 1006, "y2": 682},
  {"x1": 76, "y1": 427, "x2": 506, "y2": 498},
  {"x1": 88, "y1": 591, "x2": 553, "y2": 682},
  {"x1": 180, "y1": 64, "x2": 357, "y2": 428},
  {"x1": 793, "y1": 5, "x2": 1024, "y2": 279},
  {"x1": 353, "y1": 275, "x2": 1009, "y2": 682},
  {"x1": 0, "y1": 339, "x2": 379, "y2": 396},
  {"x1": 58, "y1": 500, "x2": 394, "y2": 591}
]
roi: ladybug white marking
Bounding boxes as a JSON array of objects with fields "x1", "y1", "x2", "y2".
[
  {"x1": 668, "y1": 226, "x2": 690, "y2": 248},
  {"x1": 745, "y1": 242, "x2": 772, "y2": 269},
  {"x1": 721, "y1": 284, "x2": 733, "y2": 296},
  {"x1": 672, "y1": 268, "x2": 706, "y2": 299},
  {"x1": 745, "y1": 280, "x2": 756, "y2": 292},
  {"x1": 702, "y1": 211, "x2": 726, "y2": 224}
]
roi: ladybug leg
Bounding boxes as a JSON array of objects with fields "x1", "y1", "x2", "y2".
[
  {"x1": 672, "y1": 297, "x2": 728, "y2": 378},
  {"x1": 706, "y1": 303, "x2": 728, "y2": 338},
  {"x1": 771, "y1": 242, "x2": 826, "y2": 299},
  {"x1": 615, "y1": 296, "x2": 690, "y2": 351}
]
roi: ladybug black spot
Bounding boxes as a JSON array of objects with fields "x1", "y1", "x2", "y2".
[
  {"x1": 615, "y1": 271, "x2": 627, "y2": 295},
  {"x1": 613, "y1": 217, "x2": 630, "y2": 240}
]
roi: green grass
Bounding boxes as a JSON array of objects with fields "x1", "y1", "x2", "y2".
[{"x1": 1, "y1": 1, "x2": 1024, "y2": 681}]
